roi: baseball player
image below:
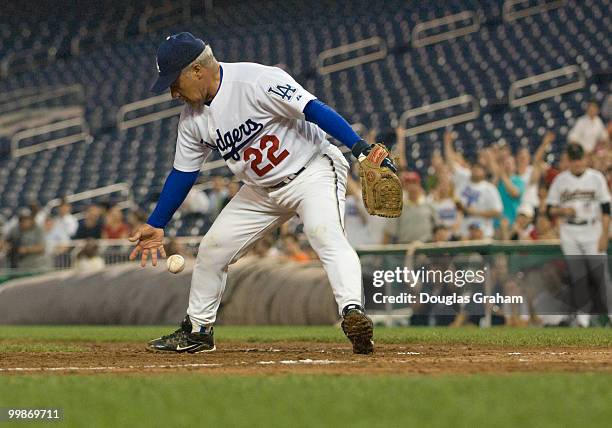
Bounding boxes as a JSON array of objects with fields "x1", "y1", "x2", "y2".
[
  {"x1": 128, "y1": 32, "x2": 398, "y2": 354},
  {"x1": 546, "y1": 143, "x2": 610, "y2": 324}
]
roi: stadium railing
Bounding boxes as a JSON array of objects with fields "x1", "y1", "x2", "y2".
[
  {"x1": 0, "y1": 46, "x2": 57, "y2": 78},
  {"x1": 411, "y1": 10, "x2": 480, "y2": 48},
  {"x1": 508, "y1": 65, "x2": 585, "y2": 108},
  {"x1": 399, "y1": 94, "x2": 480, "y2": 137},
  {"x1": 4, "y1": 237, "x2": 610, "y2": 280},
  {"x1": 10, "y1": 116, "x2": 91, "y2": 158},
  {"x1": 44, "y1": 182, "x2": 136, "y2": 220},
  {"x1": 503, "y1": 0, "x2": 568, "y2": 22},
  {"x1": 316, "y1": 37, "x2": 387, "y2": 75},
  {"x1": 116, "y1": 93, "x2": 183, "y2": 131},
  {"x1": 0, "y1": 84, "x2": 84, "y2": 116},
  {"x1": 138, "y1": 0, "x2": 192, "y2": 34}
]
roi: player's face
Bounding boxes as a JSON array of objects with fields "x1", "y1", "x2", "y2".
[
  {"x1": 569, "y1": 158, "x2": 586, "y2": 175},
  {"x1": 170, "y1": 67, "x2": 205, "y2": 107}
]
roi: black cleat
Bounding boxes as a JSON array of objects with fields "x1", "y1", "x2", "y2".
[
  {"x1": 341, "y1": 305, "x2": 374, "y2": 354},
  {"x1": 147, "y1": 316, "x2": 215, "y2": 353}
]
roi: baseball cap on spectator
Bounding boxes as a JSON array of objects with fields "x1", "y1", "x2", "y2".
[
  {"x1": 401, "y1": 171, "x2": 421, "y2": 184},
  {"x1": 151, "y1": 32, "x2": 207, "y2": 93},
  {"x1": 517, "y1": 205, "x2": 534, "y2": 218}
]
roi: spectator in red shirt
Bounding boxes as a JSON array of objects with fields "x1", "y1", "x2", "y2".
[{"x1": 102, "y1": 206, "x2": 130, "y2": 239}]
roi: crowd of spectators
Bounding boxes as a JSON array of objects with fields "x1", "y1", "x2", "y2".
[
  {"x1": 0, "y1": 200, "x2": 147, "y2": 271},
  {"x1": 0, "y1": 99, "x2": 610, "y2": 269},
  {"x1": 345, "y1": 100, "x2": 611, "y2": 248}
]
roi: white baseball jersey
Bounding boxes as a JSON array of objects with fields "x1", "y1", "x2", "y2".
[
  {"x1": 173, "y1": 62, "x2": 329, "y2": 186},
  {"x1": 546, "y1": 168, "x2": 611, "y2": 228},
  {"x1": 455, "y1": 180, "x2": 503, "y2": 238}
]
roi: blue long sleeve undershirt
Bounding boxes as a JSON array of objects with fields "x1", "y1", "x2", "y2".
[
  {"x1": 148, "y1": 100, "x2": 362, "y2": 229},
  {"x1": 303, "y1": 99, "x2": 362, "y2": 149},
  {"x1": 147, "y1": 168, "x2": 199, "y2": 228}
]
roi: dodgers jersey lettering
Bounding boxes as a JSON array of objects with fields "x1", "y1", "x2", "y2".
[
  {"x1": 173, "y1": 62, "x2": 328, "y2": 186},
  {"x1": 546, "y1": 168, "x2": 611, "y2": 224}
]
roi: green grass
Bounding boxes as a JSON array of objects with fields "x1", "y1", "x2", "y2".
[
  {"x1": 1, "y1": 326, "x2": 611, "y2": 427},
  {"x1": 1, "y1": 325, "x2": 611, "y2": 347},
  {"x1": 1, "y1": 373, "x2": 611, "y2": 428}
]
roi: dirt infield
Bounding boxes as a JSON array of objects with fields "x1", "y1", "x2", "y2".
[{"x1": 2, "y1": 341, "x2": 610, "y2": 375}]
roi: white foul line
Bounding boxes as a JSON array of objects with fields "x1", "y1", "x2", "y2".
[
  {"x1": 0, "y1": 359, "x2": 351, "y2": 373},
  {"x1": 0, "y1": 363, "x2": 222, "y2": 372}
]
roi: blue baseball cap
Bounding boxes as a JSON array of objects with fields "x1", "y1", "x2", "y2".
[{"x1": 151, "y1": 32, "x2": 206, "y2": 93}]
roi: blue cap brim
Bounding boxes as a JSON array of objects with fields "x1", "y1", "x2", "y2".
[{"x1": 150, "y1": 70, "x2": 181, "y2": 93}]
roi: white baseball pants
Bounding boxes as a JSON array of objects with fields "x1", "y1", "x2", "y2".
[{"x1": 187, "y1": 145, "x2": 363, "y2": 326}]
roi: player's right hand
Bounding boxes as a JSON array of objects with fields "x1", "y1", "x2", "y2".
[{"x1": 128, "y1": 223, "x2": 167, "y2": 267}]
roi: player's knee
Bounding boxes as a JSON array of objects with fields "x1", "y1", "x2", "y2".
[
  {"x1": 304, "y1": 223, "x2": 348, "y2": 249},
  {"x1": 196, "y1": 235, "x2": 233, "y2": 265}
]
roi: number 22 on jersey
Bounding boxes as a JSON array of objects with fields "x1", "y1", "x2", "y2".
[{"x1": 243, "y1": 135, "x2": 289, "y2": 177}]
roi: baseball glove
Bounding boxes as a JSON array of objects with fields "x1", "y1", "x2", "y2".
[{"x1": 358, "y1": 143, "x2": 403, "y2": 218}]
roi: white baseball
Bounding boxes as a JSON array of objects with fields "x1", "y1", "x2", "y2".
[{"x1": 166, "y1": 254, "x2": 185, "y2": 274}]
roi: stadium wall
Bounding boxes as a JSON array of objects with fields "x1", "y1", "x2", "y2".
[{"x1": 0, "y1": 257, "x2": 339, "y2": 325}]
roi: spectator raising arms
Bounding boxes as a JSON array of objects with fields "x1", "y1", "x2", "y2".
[
  {"x1": 455, "y1": 162, "x2": 503, "y2": 239},
  {"x1": 519, "y1": 131, "x2": 556, "y2": 214},
  {"x1": 427, "y1": 176, "x2": 462, "y2": 239},
  {"x1": 486, "y1": 147, "x2": 525, "y2": 229}
]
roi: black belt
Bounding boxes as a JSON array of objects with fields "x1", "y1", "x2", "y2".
[
  {"x1": 566, "y1": 219, "x2": 598, "y2": 225},
  {"x1": 268, "y1": 165, "x2": 307, "y2": 190}
]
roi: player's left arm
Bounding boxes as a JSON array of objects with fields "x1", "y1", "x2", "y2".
[
  {"x1": 255, "y1": 67, "x2": 396, "y2": 171},
  {"x1": 302, "y1": 99, "x2": 396, "y2": 172},
  {"x1": 596, "y1": 172, "x2": 611, "y2": 252}
]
